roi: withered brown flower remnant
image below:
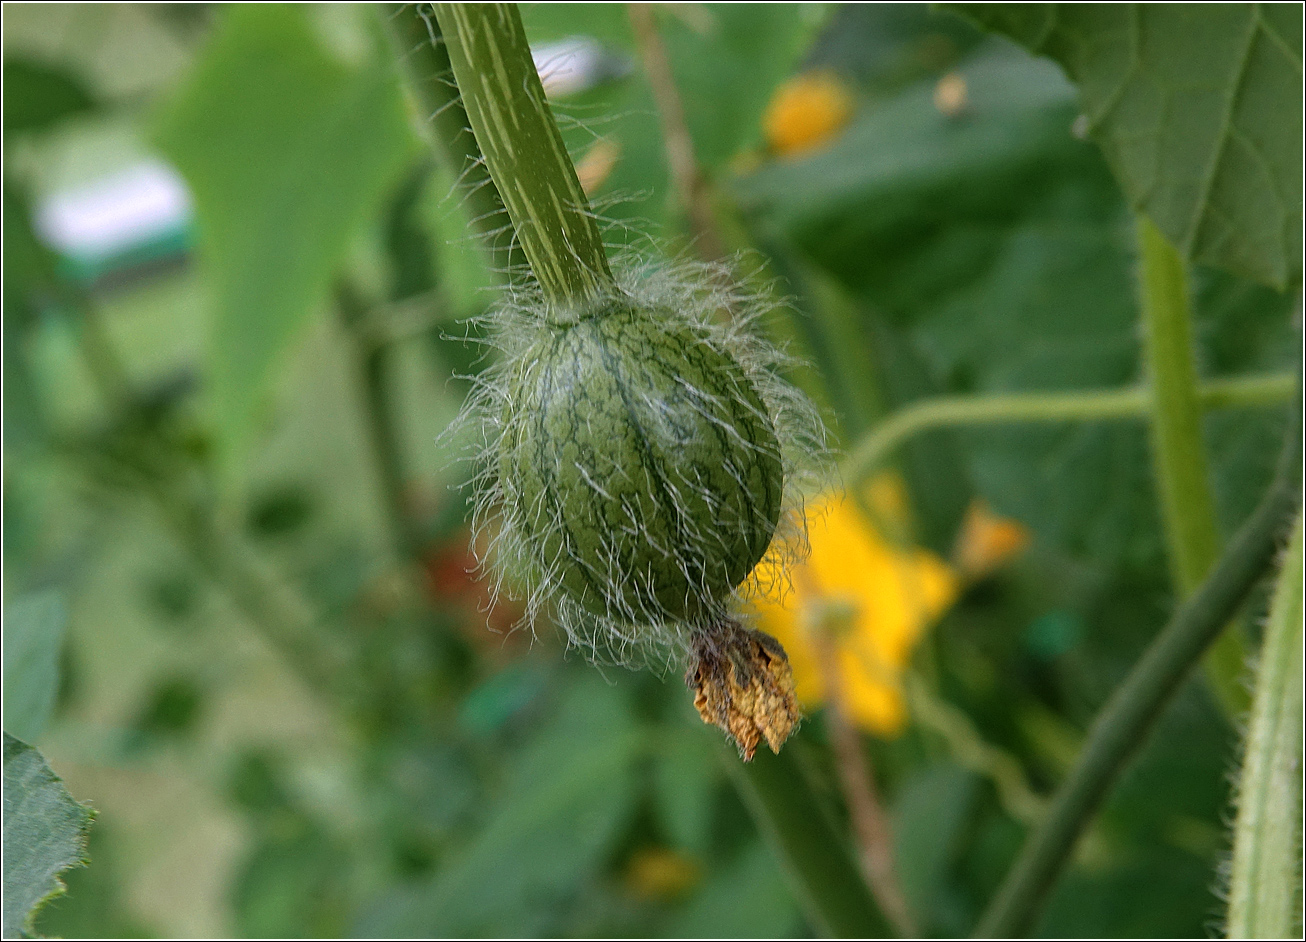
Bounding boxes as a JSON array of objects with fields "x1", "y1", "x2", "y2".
[{"x1": 688, "y1": 619, "x2": 800, "y2": 760}]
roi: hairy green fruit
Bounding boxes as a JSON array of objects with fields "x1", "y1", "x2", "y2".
[
  {"x1": 457, "y1": 254, "x2": 827, "y2": 669},
  {"x1": 499, "y1": 298, "x2": 784, "y2": 626}
]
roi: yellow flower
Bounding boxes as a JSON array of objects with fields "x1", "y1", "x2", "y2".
[
  {"x1": 762, "y1": 71, "x2": 854, "y2": 157},
  {"x1": 748, "y1": 477, "x2": 958, "y2": 737}
]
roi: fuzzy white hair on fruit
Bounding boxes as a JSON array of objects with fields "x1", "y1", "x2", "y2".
[{"x1": 444, "y1": 248, "x2": 830, "y2": 670}]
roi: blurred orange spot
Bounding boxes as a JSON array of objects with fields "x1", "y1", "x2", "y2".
[
  {"x1": 954, "y1": 500, "x2": 1030, "y2": 580},
  {"x1": 575, "y1": 137, "x2": 620, "y2": 194},
  {"x1": 763, "y1": 71, "x2": 854, "y2": 157},
  {"x1": 420, "y1": 531, "x2": 523, "y2": 642},
  {"x1": 933, "y1": 71, "x2": 968, "y2": 117}
]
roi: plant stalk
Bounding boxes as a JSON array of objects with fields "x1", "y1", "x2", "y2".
[
  {"x1": 1226, "y1": 510, "x2": 1304, "y2": 939},
  {"x1": 1137, "y1": 215, "x2": 1246, "y2": 716},
  {"x1": 627, "y1": 3, "x2": 727, "y2": 261},
  {"x1": 808, "y1": 603, "x2": 917, "y2": 936},
  {"x1": 381, "y1": 3, "x2": 522, "y2": 277},
  {"x1": 844, "y1": 372, "x2": 1295, "y2": 487},
  {"x1": 432, "y1": 2, "x2": 616, "y2": 307},
  {"x1": 976, "y1": 406, "x2": 1301, "y2": 938},
  {"x1": 727, "y1": 740, "x2": 894, "y2": 938},
  {"x1": 337, "y1": 280, "x2": 418, "y2": 560}
]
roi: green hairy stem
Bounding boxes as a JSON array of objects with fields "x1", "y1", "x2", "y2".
[
  {"x1": 1227, "y1": 511, "x2": 1304, "y2": 939},
  {"x1": 1137, "y1": 215, "x2": 1247, "y2": 717},
  {"x1": 845, "y1": 372, "x2": 1295, "y2": 486},
  {"x1": 977, "y1": 408, "x2": 1301, "y2": 938},
  {"x1": 432, "y1": 3, "x2": 615, "y2": 306}
]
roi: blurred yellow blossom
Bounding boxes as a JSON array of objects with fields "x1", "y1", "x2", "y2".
[
  {"x1": 748, "y1": 476, "x2": 958, "y2": 737},
  {"x1": 762, "y1": 70, "x2": 854, "y2": 157},
  {"x1": 749, "y1": 479, "x2": 1031, "y2": 737}
]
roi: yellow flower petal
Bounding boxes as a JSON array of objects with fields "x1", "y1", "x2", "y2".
[{"x1": 749, "y1": 479, "x2": 959, "y2": 737}]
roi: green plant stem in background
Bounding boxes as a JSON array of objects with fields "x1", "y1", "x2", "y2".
[
  {"x1": 809, "y1": 604, "x2": 917, "y2": 936},
  {"x1": 337, "y1": 280, "x2": 418, "y2": 560},
  {"x1": 904, "y1": 673, "x2": 1046, "y2": 827},
  {"x1": 845, "y1": 372, "x2": 1295, "y2": 486},
  {"x1": 432, "y1": 2, "x2": 615, "y2": 307},
  {"x1": 728, "y1": 742, "x2": 893, "y2": 938},
  {"x1": 1227, "y1": 510, "x2": 1304, "y2": 939},
  {"x1": 1137, "y1": 214, "x2": 1247, "y2": 717},
  {"x1": 976, "y1": 409, "x2": 1301, "y2": 938},
  {"x1": 381, "y1": 3, "x2": 521, "y2": 277},
  {"x1": 165, "y1": 495, "x2": 345, "y2": 700}
]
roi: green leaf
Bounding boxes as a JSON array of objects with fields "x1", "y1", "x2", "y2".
[
  {"x1": 2, "y1": 734, "x2": 95, "y2": 938},
  {"x1": 657, "y1": 4, "x2": 821, "y2": 169},
  {"x1": 232, "y1": 817, "x2": 351, "y2": 938},
  {"x1": 2, "y1": 591, "x2": 67, "y2": 744},
  {"x1": 152, "y1": 4, "x2": 416, "y2": 469},
  {"x1": 892, "y1": 763, "x2": 980, "y2": 936},
  {"x1": 653, "y1": 726, "x2": 722, "y2": 856},
  {"x1": 664, "y1": 840, "x2": 800, "y2": 938},
  {"x1": 1, "y1": 58, "x2": 96, "y2": 135},
  {"x1": 736, "y1": 43, "x2": 1152, "y2": 562},
  {"x1": 944, "y1": 3, "x2": 1303, "y2": 290},
  {"x1": 29, "y1": 824, "x2": 155, "y2": 939},
  {"x1": 357, "y1": 673, "x2": 643, "y2": 936},
  {"x1": 2, "y1": 184, "x2": 57, "y2": 455}
]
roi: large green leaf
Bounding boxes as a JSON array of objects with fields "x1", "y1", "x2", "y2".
[
  {"x1": 735, "y1": 43, "x2": 1149, "y2": 562},
  {"x1": 944, "y1": 3, "x2": 1303, "y2": 290},
  {"x1": 152, "y1": 4, "x2": 416, "y2": 469},
  {"x1": 2, "y1": 734, "x2": 95, "y2": 938},
  {"x1": 2, "y1": 591, "x2": 67, "y2": 744}
]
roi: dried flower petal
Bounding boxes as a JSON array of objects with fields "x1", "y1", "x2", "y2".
[{"x1": 688, "y1": 618, "x2": 799, "y2": 760}]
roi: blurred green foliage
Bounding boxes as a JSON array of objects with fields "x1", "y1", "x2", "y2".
[
  {"x1": 3, "y1": 591, "x2": 68, "y2": 743},
  {"x1": 1, "y1": 3, "x2": 1298, "y2": 939},
  {"x1": 152, "y1": 4, "x2": 418, "y2": 476}
]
